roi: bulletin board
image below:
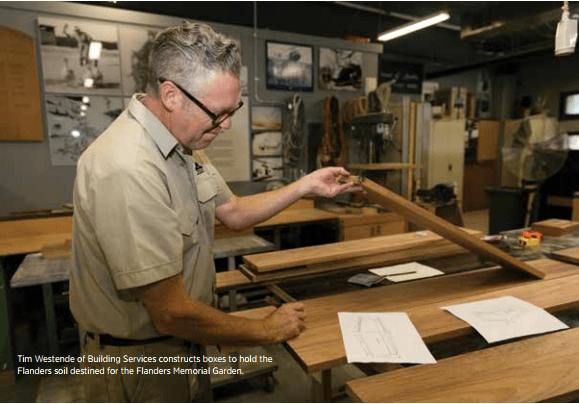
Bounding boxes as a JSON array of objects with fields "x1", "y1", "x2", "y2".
[{"x1": 0, "y1": 27, "x2": 44, "y2": 141}]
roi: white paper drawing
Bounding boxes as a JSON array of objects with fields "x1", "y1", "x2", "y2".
[
  {"x1": 442, "y1": 296, "x2": 569, "y2": 343},
  {"x1": 338, "y1": 312, "x2": 436, "y2": 364},
  {"x1": 369, "y1": 262, "x2": 443, "y2": 282}
]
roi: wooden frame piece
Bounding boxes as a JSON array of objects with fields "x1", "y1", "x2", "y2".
[{"x1": 352, "y1": 176, "x2": 545, "y2": 278}]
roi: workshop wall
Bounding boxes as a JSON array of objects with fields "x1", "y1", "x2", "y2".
[
  {"x1": 0, "y1": 1, "x2": 381, "y2": 216},
  {"x1": 515, "y1": 53, "x2": 579, "y2": 133}
]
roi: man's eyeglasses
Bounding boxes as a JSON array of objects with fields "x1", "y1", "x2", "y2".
[{"x1": 158, "y1": 77, "x2": 243, "y2": 128}]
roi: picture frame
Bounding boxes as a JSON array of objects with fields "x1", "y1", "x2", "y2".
[
  {"x1": 38, "y1": 17, "x2": 122, "y2": 96},
  {"x1": 266, "y1": 41, "x2": 313, "y2": 92},
  {"x1": 319, "y1": 47, "x2": 363, "y2": 91},
  {"x1": 559, "y1": 90, "x2": 579, "y2": 120}
]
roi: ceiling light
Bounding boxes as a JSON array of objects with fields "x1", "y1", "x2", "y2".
[
  {"x1": 378, "y1": 11, "x2": 450, "y2": 42},
  {"x1": 555, "y1": 1, "x2": 577, "y2": 56}
]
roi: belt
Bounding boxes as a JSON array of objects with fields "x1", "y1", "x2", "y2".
[{"x1": 86, "y1": 331, "x2": 174, "y2": 347}]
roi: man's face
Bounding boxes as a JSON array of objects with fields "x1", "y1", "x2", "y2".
[{"x1": 174, "y1": 72, "x2": 242, "y2": 150}]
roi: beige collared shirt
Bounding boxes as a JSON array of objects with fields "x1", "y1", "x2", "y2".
[{"x1": 70, "y1": 94, "x2": 233, "y2": 339}]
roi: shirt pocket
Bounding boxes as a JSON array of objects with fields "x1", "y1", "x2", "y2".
[
  {"x1": 196, "y1": 172, "x2": 217, "y2": 204},
  {"x1": 174, "y1": 186, "x2": 199, "y2": 242}
]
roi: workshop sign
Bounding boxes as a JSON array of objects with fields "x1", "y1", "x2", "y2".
[{"x1": 378, "y1": 58, "x2": 423, "y2": 94}]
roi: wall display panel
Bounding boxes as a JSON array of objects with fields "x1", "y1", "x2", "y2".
[
  {"x1": 266, "y1": 41, "x2": 313, "y2": 92},
  {"x1": 45, "y1": 94, "x2": 123, "y2": 165},
  {"x1": 378, "y1": 58, "x2": 423, "y2": 94},
  {"x1": 204, "y1": 96, "x2": 250, "y2": 182},
  {"x1": 252, "y1": 131, "x2": 282, "y2": 156},
  {"x1": 0, "y1": 26, "x2": 43, "y2": 141},
  {"x1": 38, "y1": 17, "x2": 122, "y2": 95},
  {"x1": 119, "y1": 26, "x2": 158, "y2": 96},
  {"x1": 252, "y1": 156, "x2": 283, "y2": 181},
  {"x1": 252, "y1": 106, "x2": 282, "y2": 131},
  {"x1": 319, "y1": 47, "x2": 363, "y2": 91}
]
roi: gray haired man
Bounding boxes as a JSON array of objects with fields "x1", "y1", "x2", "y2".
[{"x1": 70, "y1": 21, "x2": 360, "y2": 402}]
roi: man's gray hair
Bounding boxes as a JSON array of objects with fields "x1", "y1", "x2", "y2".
[{"x1": 149, "y1": 21, "x2": 241, "y2": 96}]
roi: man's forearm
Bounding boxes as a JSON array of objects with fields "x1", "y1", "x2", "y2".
[{"x1": 216, "y1": 180, "x2": 306, "y2": 230}]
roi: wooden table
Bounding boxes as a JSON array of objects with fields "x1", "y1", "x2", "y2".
[
  {"x1": 0, "y1": 216, "x2": 72, "y2": 383},
  {"x1": 255, "y1": 208, "x2": 339, "y2": 249},
  {"x1": 234, "y1": 257, "x2": 579, "y2": 402}
]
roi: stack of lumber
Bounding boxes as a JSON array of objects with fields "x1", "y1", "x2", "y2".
[{"x1": 240, "y1": 228, "x2": 482, "y2": 283}]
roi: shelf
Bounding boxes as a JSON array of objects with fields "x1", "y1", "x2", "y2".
[{"x1": 347, "y1": 163, "x2": 419, "y2": 171}]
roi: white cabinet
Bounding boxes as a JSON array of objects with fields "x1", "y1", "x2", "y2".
[{"x1": 420, "y1": 119, "x2": 465, "y2": 203}]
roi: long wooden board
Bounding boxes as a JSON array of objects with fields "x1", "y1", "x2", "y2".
[
  {"x1": 244, "y1": 228, "x2": 481, "y2": 273},
  {"x1": 346, "y1": 327, "x2": 579, "y2": 403},
  {"x1": 550, "y1": 246, "x2": 579, "y2": 265},
  {"x1": 353, "y1": 176, "x2": 544, "y2": 278},
  {"x1": 239, "y1": 242, "x2": 475, "y2": 284}
]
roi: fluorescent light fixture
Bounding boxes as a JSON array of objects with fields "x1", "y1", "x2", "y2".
[
  {"x1": 378, "y1": 11, "x2": 450, "y2": 42},
  {"x1": 555, "y1": 2, "x2": 577, "y2": 56}
]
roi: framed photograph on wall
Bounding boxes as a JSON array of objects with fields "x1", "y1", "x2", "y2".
[
  {"x1": 319, "y1": 47, "x2": 363, "y2": 91},
  {"x1": 38, "y1": 17, "x2": 122, "y2": 95},
  {"x1": 45, "y1": 94, "x2": 123, "y2": 165},
  {"x1": 266, "y1": 41, "x2": 313, "y2": 92},
  {"x1": 119, "y1": 26, "x2": 158, "y2": 96},
  {"x1": 252, "y1": 106, "x2": 282, "y2": 131},
  {"x1": 252, "y1": 157, "x2": 284, "y2": 181}
]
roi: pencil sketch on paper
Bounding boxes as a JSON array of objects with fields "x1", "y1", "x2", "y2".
[
  {"x1": 338, "y1": 312, "x2": 436, "y2": 364},
  {"x1": 352, "y1": 316, "x2": 401, "y2": 360},
  {"x1": 472, "y1": 303, "x2": 530, "y2": 326},
  {"x1": 442, "y1": 296, "x2": 569, "y2": 344}
]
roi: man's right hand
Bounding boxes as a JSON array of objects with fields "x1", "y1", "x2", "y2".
[{"x1": 262, "y1": 302, "x2": 306, "y2": 344}]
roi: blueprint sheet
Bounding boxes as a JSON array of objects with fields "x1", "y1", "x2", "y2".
[
  {"x1": 338, "y1": 312, "x2": 436, "y2": 364},
  {"x1": 442, "y1": 296, "x2": 569, "y2": 343}
]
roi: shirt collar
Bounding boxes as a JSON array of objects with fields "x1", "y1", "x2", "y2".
[{"x1": 128, "y1": 94, "x2": 179, "y2": 159}]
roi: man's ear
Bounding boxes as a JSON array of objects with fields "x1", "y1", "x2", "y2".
[{"x1": 158, "y1": 81, "x2": 180, "y2": 112}]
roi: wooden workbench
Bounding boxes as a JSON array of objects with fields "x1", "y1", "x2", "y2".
[
  {"x1": 234, "y1": 257, "x2": 579, "y2": 402},
  {"x1": 0, "y1": 216, "x2": 72, "y2": 256}
]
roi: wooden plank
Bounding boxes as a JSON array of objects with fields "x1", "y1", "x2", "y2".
[
  {"x1": 40, "y1": 239, "x2": 71, "y2": 260},
  {"x1": 532, "y1": 219, "x2": 579, "y2": 237},
  {"x1": 550, "y1": 246, "x2": 579, "y2": 265},
  {"x1": 346, "y1": 327, "x2": 579, "y2": 403},
  {"x1": 244, "y1": 228, "x2": 481, "y2": 273},
  {"x1": 353, "y1": 176, "x2": 544, "y2": 278},
  {"x1": 240, "y1": 242, "x2": 473, "y2": 284},
  {"x1": 215, "y1": 270, "x2": 252, "y2": 293}
]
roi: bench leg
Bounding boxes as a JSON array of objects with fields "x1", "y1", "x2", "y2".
[{"x1": 311, "y1": 369, "x2": 332, "y2": 402}]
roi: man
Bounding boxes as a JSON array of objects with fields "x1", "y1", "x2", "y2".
[{"x1": 70, "y1": 21, "x2": 360, "y2": 402}]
